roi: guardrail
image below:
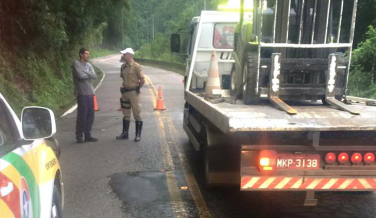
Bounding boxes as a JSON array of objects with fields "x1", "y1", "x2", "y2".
[{"x1": 134, "y1": 58, "x2": 186, "y2": 76}]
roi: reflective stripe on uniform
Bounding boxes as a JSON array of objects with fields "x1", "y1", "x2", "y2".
[{"x1": 121, "y1": 100, "x2": 131, "y2": 109}]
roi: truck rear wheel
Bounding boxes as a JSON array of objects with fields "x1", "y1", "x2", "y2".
[
  {"x1": 202, "y1": 127, "x2": 212, "y2": 188},
  {"x1": 242, "y1": 53, "x2": 260, "y2": 104},
  {"x1": 230, "y1": 65, "x2": 240, "y2": 97}
]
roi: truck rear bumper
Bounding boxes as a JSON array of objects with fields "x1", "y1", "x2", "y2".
[{"x1": 241, "y1": 176, "x2": 376, "y2": 191}]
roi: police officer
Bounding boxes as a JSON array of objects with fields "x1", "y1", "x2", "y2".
[{"x1": 116, "y1": 48, "x2": 145, "y2": 142}]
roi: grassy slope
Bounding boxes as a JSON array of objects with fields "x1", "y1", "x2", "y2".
[
  {"x1": 90, "y1": 48, "x2": 116, "y2": 59},
  {"x1": 0, "y1": 49, "x2": 105, "y2": 118}
]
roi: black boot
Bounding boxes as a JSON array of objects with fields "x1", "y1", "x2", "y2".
[
  {"x1": 134, "y1": 121, "x2": 143, "y2": 142},
  {"x1": 116, "y1": 120, "x2": 130, "y2": 139}
]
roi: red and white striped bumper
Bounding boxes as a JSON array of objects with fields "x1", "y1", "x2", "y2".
[{"x1": 241, "y1": 176, "x2": 376, "y2": 191}]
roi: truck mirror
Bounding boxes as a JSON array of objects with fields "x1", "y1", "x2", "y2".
[
  {"x1": 171, "y1": 34, "x2": 181, "y2": 54},
  {"x1": 21, "y1": 107, "x2": 56, "y2": 140}
]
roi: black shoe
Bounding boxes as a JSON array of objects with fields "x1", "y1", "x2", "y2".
[
  {"x1": 77, "y1": 138, "x2": 85, "y2": 143},
  {"x1": 85, "y1": 136, "x2": 98, "y2": 142},
  {"x1": 134, "y1": 121, "x2": 143, "y2": 142},
  {"x1": 116, "y1": 120, "x2": 130, "y2": 139}
]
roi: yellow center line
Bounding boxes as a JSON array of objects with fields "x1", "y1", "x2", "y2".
[
  {"x1": 145, "y1": 75, "x2": 211, "y2": 218},
  {"x1": 145, "y1": 76, "x2": 158, "y2": 107},
  {"x1": 165, "y1": 117, "x2": 211, "y2": 218},
  {"x1": 145, "y1": 76, "x2": 173, "y2": 169},
  {"x1": 145, "y1": 76, "x2": 188, "y2": 217}
]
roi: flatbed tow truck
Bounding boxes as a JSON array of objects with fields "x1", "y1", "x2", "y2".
[{"x1": 171, "y1": 0, "x2": 376, "y2": 205}]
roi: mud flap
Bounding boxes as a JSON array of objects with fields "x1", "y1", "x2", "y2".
[
  {"x1": 304, "y1": 191, "x2": 318, "y2": 206},
  {"x1": 204, "y1": 124, "x2": 241, "y2": 186}
]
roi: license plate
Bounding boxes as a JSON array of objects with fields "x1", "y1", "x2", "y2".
[{"x1": 276, "y1": 154, "x2": 320, "y2": 170}]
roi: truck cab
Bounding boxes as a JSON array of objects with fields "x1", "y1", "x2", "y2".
[{"x1": 172, "y1": 11, "x2": 239, "y2": 92}]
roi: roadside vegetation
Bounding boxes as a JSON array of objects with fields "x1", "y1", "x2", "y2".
[
  {"x1": 90, "y1": 49, "x2": 117, "y2": 59},
  {"x1": 348, "y1": 26, "x2": 376, "y2": 98},
  {"x1": 0, "y1": 0, "x2": 375, "y2": 116},
  {"x1": 130, "y1": 0, "x2": 219, "y2": 63},
  {"x1": 0, "y1": 0, "x2": 128, "y2": 115}
]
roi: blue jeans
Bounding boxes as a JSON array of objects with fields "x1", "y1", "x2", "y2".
[{"x1": 76, "y1": 95, "x2": 94, "y2": 138}]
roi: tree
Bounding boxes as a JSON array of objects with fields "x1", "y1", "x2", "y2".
[
  {"x1": 349, "y1": 26, "x2": 376, "y2": 98},
  {"x1": 354, "y1": 0, "x2": 376, "y2": 47}
]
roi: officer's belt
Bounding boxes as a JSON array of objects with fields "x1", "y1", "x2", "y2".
[{"x1": 121, "y1": 87, "x2": 137, "y2": 93}]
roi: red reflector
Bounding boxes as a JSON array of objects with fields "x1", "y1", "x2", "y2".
[
  {"x1": 325, "y1": 152, "x2": 336, "y2": 164},
  {"x1": 258, "y1": 150, "x2": 277, "y2": 172},
  {"x1": 351, "y1": 153, "x2": 362, "y2": 164},
  {"x1": 364, "y1": 153, "x2": 375, "y2": 164},
  {"x1": 338, "y1": 153, "x2": 349, "y2": 164}
]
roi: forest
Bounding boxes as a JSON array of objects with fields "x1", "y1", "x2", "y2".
[{"x1": 0, "y1": 0, "x2": 375, "y2": 113}]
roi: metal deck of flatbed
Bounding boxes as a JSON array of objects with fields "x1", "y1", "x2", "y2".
[{"x1": 186, "y1": 91, "x2": 376, "y2": 133}]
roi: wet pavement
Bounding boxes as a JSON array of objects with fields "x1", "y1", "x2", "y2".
[
  {"x1": 56, "y1": 54, "x2": 376, "y2": 218},
  {"x1": 110, "y1": 170, "x2": 200, "y2": 218}
]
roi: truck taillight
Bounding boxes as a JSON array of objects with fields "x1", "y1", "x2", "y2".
[
  {"x1": 364, "y1": 153, "x2": 375, "y2": 164},
  {"x1": 260, "y1": 158, "x2": 270, "y2": 166},
  {"x1": 258, "y1": 150, "x2": 277, "y2": 172},
  {"x1": 325, "y1": 152, "x2": 336, "y2": 164},
  {"x1": 338, "y1": 153, "x2": 349, "y2": 164},
  {"x1": 351, "y1": 153, "x2": 362, "y2": 164}
]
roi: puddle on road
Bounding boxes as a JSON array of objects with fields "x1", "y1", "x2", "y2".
[{"x1": 109, "y1": 171, "x2": 199, "y2": 218}]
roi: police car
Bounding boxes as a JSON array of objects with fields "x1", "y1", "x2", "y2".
[{"x1": 0, "y1": 93, "x2": 63, "y2": 218}]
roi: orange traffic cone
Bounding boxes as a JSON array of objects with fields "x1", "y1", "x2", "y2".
[
  {"x1": 155, "y1": 86, "x2": 166, "y2": 111},
  {"x1": 205, "y1": 51, "x2": 222, "y2": 98},
  {"x1": 157, "y1": 86, "x2": 163, "y2": 98},
  {"x1": 93, "y1": 95, "x2": 99, "y2": 111}
]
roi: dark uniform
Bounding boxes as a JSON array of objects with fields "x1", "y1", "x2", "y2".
[{"x1": 116, "y1": 61, "x2": 144, "y2": 141}]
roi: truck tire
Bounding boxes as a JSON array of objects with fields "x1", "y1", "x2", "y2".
[
  {"x1": 202, "y1": 127, "x2": 212, "y2": 188},
  {"x1": 242, "y1": 53, "x2": 260, "y2": 104},
  {"x1": 230, "y1": 65, "x2": 240, "y2": 97}
]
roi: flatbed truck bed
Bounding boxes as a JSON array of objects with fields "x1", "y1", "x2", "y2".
[{"x1": 186, "y1": 91, "x2": 376, "y2": 133}]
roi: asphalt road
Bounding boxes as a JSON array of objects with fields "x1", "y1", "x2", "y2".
[{"x1": 56, "y1": 55, "x2": 376, "y2": 218}]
